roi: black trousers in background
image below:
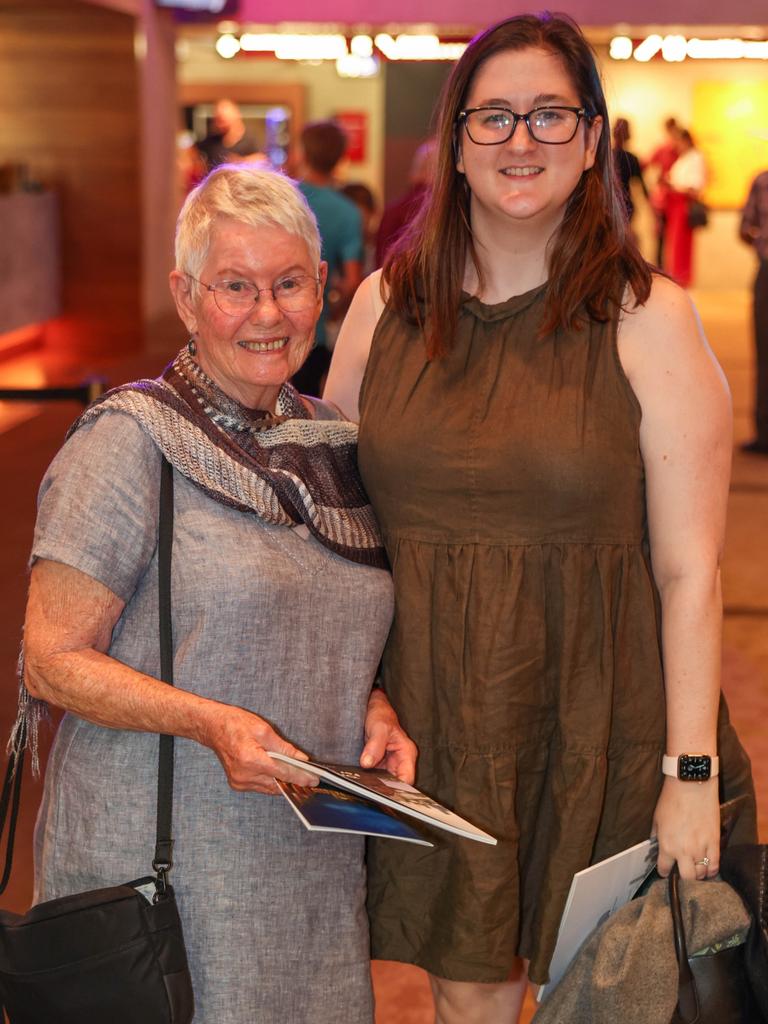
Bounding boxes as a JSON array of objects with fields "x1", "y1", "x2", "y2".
[
  {"x1": 754, "y1": 259, "x2": 768, "y2": 445},
  {"x1": 291, "y1": 344, "x2": 332, "y2": 399}
]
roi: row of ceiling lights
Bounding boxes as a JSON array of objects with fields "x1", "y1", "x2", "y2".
[
  {"x1": 610, "y1": 34, "x2": 768, "y2": 61},
  {"x1": 215, "y1": 31, "x2": 466, "y2": 72},
  {"x1": 211, "y1": 30, "x2": 768, "y2": 71}
]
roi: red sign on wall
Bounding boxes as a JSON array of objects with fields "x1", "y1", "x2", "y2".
[{"x1": 335, "y1": 111, "x2": 367, "y2": 163}]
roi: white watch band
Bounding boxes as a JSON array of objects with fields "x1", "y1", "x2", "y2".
[{"x1": 662, "y1": 754, "x2": 719, "y2": 779}]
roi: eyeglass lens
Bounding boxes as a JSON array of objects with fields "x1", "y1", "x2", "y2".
[
  {"x1": 210, "y1": 277, "x2": 318, "y2": 316},
  {"x1": 463, "y1": 107, "x2": 581, "y2": 145}
]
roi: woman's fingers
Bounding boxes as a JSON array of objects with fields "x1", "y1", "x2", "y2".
[
  {"x1": 652, "y1": 777, "x2": 720, "y2": 879},
  {"x1": 207, "y1": 705, "x2": 318, "y2": 793},
  {"x1": 360, "y1": 690, "x2": 418, "y2": 783}
]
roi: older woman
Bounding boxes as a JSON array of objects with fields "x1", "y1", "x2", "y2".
[{"x1": 21, "y1": 165, "x2": 415, "y2": 1024}]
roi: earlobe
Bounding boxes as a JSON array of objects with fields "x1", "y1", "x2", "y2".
[
  {"x1": 584, "y1": 115, "x2": 603, "y2": 171},
  {"x1": 318, "y1": 261, "x2": 329, "y2": 291},
  {"x1": 169, "y1": 269, "x2": 197, "y2": 334},
  {"x1": 453, "y1": 128, "x2": 464, "y2": 174}
]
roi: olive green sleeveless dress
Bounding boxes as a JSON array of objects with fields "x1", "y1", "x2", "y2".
[{"x1": 357, "y1": 283, "x2": 756, "y2": 985}]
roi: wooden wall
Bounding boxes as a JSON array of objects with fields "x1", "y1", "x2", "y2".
[
  {"x1": 0, "y1": 1, "x2": 142, "y2": 359},
  {"x1": 383, "y1": 62, "x2": 450, "y2": 205}
]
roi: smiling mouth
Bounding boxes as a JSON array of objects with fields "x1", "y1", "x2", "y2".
[
  {"x1": 501, "y1": 167, "x2": 544, "y2": 177},
  {"x1": 238, "y1": 338, "x2": 289, "y2": 353}
]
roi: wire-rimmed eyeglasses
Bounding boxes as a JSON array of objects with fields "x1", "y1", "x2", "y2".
[
  {"x1": 187, "y1": 274, "x2": 321, "y2": 316},
  {"x1": 457, "y1": 105, "x2": 592, "y2": 146}
]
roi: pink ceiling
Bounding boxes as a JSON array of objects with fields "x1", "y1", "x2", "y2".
[{"x1": 235, "y1": 0, "x2": 768, "y2": 26}]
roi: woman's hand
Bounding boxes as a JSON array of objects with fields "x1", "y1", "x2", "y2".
[
  {"x1": 653, "y1": 776, "x2": 720, "y2": 880},
  {"x1": 203, "y1": 704, "x2": 320, "y2": 795},
  {"x1": 359, "y1": 688, "x2": 418, "y2": 784},
  {"x1": 25, "y1": 560, "x2": 319, "y2": 797}
]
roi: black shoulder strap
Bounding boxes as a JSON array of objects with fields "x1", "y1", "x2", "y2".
[
  {"x1": 0, "y1": 723, "x2": 25, "y2": 895},
  {"x1": 153, "y1": 457, "x2": 175, "y2": 883},
  {"x1": 0, "y1": 456, "x2": 176, "y2": 897}
]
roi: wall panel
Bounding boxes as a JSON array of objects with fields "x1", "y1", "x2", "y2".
[{"x1": 0, "y1": 2, "x2": 142, "y2": 358}]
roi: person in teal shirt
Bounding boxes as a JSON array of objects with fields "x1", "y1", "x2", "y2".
[{"x1": 295, "y1": 121, "x2": 364, "y2": 395}]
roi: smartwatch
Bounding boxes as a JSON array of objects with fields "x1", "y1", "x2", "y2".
[{"x1": 662, "y1": 753, "x2": 719, "y2": 782}]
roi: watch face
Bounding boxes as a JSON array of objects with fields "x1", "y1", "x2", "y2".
[{"x1": 678, "y1": 754, "x2": 712, "y2": 781}]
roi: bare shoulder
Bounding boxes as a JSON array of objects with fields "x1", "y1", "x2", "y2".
[
  {"x1": 324, "y1": 269, "x2": 389, "y2": 422},
  {"x1": 617, "y1": 273, "x2": 722, "y2": 387},
  {"x1": 619, "y1": 273, "x2": 699, "y2": 353},
  {"x1": 617, "y1": 273, "x2": 730, "y2": 459}
]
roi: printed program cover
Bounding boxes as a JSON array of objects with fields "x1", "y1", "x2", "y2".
[
  {"x1": 269, "y1": 753, "x2": 497, "y2": 845},
  {"x1": 276, "y1": 780, "x2": 434, "y2": 845}
]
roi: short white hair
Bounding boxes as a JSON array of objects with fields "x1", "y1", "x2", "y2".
[{"x1": 175, "y1": 164, "x2": 321, "y2": 280}]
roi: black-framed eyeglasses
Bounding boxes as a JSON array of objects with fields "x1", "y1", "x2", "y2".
[
  {"x1": 187, "y1": 274, "x2": 321, "y2": 316},
  {"x1": 457, "y1": 105, "x2": 591, "y2": 146}
]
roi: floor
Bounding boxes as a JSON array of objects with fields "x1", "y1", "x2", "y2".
[{"x1": 0, "y1": 289, "x2": 765, "y2": 1024}]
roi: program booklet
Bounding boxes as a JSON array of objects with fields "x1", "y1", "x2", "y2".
[
  {"x1": 537, "y1": 837, "x2": 658, "y2": 1001},
  {"x1": 269, "y1": 752, "x2": 498, "y2": 845},
  {"x1": 276, "y1": 780, "x2": 434, "y2": 846}
]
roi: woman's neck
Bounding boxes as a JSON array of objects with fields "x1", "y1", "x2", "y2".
[{"x1": 464, "y1": 205, "x2": 562, "y2": 303}]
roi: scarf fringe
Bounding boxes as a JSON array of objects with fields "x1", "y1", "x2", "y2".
[{"x1": 8, "y1": 646, "x2": 48, "y2": 777}]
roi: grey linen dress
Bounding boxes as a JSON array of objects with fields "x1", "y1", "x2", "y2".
[{"x1": 32, "y1": 411, "x2": 394, "y2": 1024}]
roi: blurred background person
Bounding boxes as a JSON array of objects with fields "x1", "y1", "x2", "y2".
[
  {"x1": 375, "y1": 137, "x2": 437, "y2": 267},
  {"x1": 196, "y1": 98, "x2": 264, "y2": 173},
  {"x1": 612, "y1": 117, "x2": 647, "y2": 228},
  {"x1": 644, "y1": 116, "x2": 682, "y2": 267},
  {"x1": 341, "y1": 182, "x2": 380, "y2": 276},
  {"x1": 293, "y1": 120, "x2": 364, "y2": 396},
  {"x1": 740, "y1": 166, "x2": 768, "y2": 455},
  {"x1": 665, "y1": 128, "x2": 707, "y2": 288}
]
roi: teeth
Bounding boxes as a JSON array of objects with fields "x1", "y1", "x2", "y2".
[
  {"x1": 239, "y1": 338, "x2": 288, "y2": 352},
  {"x1": 502, "y1": 167, "x2": 542, "y2": 177}
]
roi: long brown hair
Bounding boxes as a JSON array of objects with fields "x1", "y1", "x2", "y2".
[{"x1": 384, "y1": 12, "x2": 652, "y2": 358}]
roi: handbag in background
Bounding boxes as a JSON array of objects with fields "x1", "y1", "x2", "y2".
[
  {"x1": 720, "y1": 844, "x2": 768, "y2": 1022},
  {"x1": 669, "y1": 861, "x2": 761, "y2": 1024},
  {"x1": 688, "y1": 199, "x2": 709, "y2": 229},
  {"x1": 0, "y1": 458, "x2": 194, "y2": 1024}
]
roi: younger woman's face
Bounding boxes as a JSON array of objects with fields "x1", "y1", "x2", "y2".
[{"x1": 456, "y1": 46, "x2": 602, "y2": 237}]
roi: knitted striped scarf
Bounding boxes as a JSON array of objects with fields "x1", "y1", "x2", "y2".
[{"x1": 69, "y1": 348, "x2": 387, "y2": 569}]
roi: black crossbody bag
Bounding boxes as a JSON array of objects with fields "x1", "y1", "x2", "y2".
[
  {"x1": 669, "y1": 846, "x2": 768, "y2": 1024},
  {"x1": 0, "y1": 458, "x2": 195, "y2": 1023}
]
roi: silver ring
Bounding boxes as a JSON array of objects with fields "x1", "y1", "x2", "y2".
[{"x1": 695, "y1": 856, "x2": 710, "y2": 867}]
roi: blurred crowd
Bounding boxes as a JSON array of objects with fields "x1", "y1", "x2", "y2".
[{"x1": 173, "y1": 100, "x2": 766, "y2": 446}]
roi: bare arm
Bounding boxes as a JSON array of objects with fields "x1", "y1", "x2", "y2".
[
  {"x1": 24, "y1": 559, "x2": 319, "y2": 794},
  {"x1": 618, "y1": 275, "x2": 730, "y2": 880},
  {"x1": 324, "y1": 270, "x2": 386, "y2": 421}
]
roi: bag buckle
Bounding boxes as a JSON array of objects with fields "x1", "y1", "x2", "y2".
[{"x1": 152, "y1": 859, "x2": 171, "y2": 903}]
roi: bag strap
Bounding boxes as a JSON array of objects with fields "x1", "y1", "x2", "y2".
[
  {"x1": 0, "y1": 723, "x2": 26, "y2": 896},
  {"x1": 152, "y1": 456, "x2": 175, "y2": 895},
  {"x1": 670, "y1": 864, "x2": 701, "y2": 1024},
  {"x1": 0, "y1": 457, "x2": 176, "y2": 900}
]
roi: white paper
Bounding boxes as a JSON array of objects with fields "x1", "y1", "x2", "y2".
[{"x1": 538, "y1": 837, "x2": 658, "y2": 1000}]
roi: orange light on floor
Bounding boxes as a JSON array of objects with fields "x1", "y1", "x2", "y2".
[{"x1": 0, "y1": 323, "x2": 46, "y2": 359}]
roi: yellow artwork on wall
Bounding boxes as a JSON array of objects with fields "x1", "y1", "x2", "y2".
[{"x1": 693, "y1": 81, "x2": 768, "y2": 209}]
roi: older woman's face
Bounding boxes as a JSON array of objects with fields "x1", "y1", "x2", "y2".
[{"x1": 172, "y1": 217, "x2": 325, "y2": 409}]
